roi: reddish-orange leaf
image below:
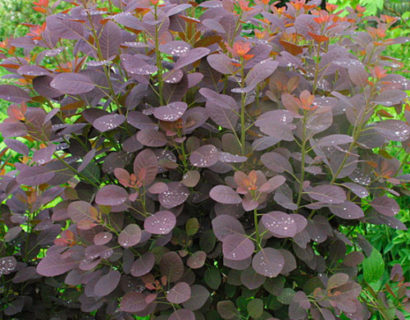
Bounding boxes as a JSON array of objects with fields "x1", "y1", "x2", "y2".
[
  {"x1": 308, "y1": 32, "x2": 329, "y2": 43},
  {"x1": 279, "y1": 39, "x2": 303, "y2": 55}
]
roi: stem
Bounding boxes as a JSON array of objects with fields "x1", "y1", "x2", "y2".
[
  {"x1": 254, "y1": 208, "x2": 260, "y2": 247},
  {"x1": 154, "y1": 5, "x2": 164, "y2": 105},
  {"x1": 296, "y1": 110, "x2": 307, "y2": 209},
  {"x1": 240, "y1": 59, "x2": 247, "y2": 155}
]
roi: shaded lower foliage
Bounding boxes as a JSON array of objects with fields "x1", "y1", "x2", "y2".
[{"x1": 0, "y1": 0, "x2": 409, "y2": 319}]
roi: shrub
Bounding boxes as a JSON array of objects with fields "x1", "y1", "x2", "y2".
[{"x1": 0, "y1": 0, "x2": 409, "y2": 319}]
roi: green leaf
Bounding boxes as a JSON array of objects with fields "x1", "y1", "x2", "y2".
[
  {"x1": 186, "y1": 217, "x2": 199, "y2": 236},
  {"x1": 359, "y1": 0, "x2": 384, "y2": 15},
  {"x1": 363, "y1": 247, "x2": 385, "y2": 284},
  {"x1": 204, "y1": 267, "x2": 221, "y2": 290},
  {"x1": 247, "y1": 298, "x2": 264, "y2": 319}
]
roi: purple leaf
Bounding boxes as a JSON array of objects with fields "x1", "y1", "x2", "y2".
[
  {"x1": 348, "y1": 64, "x2": 368, "y2": 87},
  {"x1": 207, "y1": 53, "x2": 235, "y2": 74},
  {"x1": 95, "y1": 185, "x2": 128, "y2": 206},
  {"x1": 373, "y1": 120, "x2": 410, "y2": 142},
  {"x1": 94, "y1": 232, "x2": 113, "y2": 245},
  {"x1": 99, "y1": 21, "x2": 122, "y2": 60},
  {"x1": 94, "y1": 269, "x2": 121, "y2": 297},
  {"x1": 261, "y1": 152, "x2": 293, "y2": 173},
  {"x1": 218, "y1": 152, "x2": 247, "y2": 163},
  {"x1": 200, "y1": 88, "x2": 239, "y2": 129},
  {"x1": 137, "y1": 128, "x2": 167, "y2": 147},
  {"x1": 169, "y1": 309, "x2": 195, "y2": 320},
  {"x1": 36, "y1": 254, "x2": 77, "y2": 277},
  {"x1": 316, "y1": 134, "x2": 353, "y2": 147},
  {"x1": 181, "y1": 170, "x2": 201, "y2": 187},
  {"x1": 68, "y1": 201, "x2": 98, "y2": 229},
  {"x1": 252, "y1": 248, "x2": 284, "y2": 278},
  {"x1": 33, "y1": 75, "x2": 63, "y2": 98},
  {"x1": 342, "y1": 183, "x2": 369, "y2": 198},
  {"x1": 93, "y1": 114, "x2": 125, "y2": 132},
  {"x1": 371, "y1": 196, "x2": 399, "y2": 217},
  {"x1": 0, "y1": 122, "x2": 27, "y2": 138},
  {"x1": 242, "y1": 59, "x2": 279, "y2": 93},
  {"x1": 210, "y1": 185, "x2": 242, "y2": 205},
  {"x1": 183, "y1": 285, "x2": 209, "y2": 311},
  {"x1": 160, "y1": 252, "x2": 184, "y2": 283},
  {"x1": 329, "y1": 201, "x2": 364, "y2": 219},
  {"x1": 127, "y1": 111, "x2": 156, "y2": 130},
  {"x1": 33, "y1": 144, "x2": 56, "y2": 165},
  {"x1": 259, "y1": 175, "x2": 286, "y2": 193},
  {"x1": 373, "y1": 89, "x2": 407, "y2": 106},
  {"x1": 17, "y1": 165, "x2": 55, "y2": 186},
  {"x1": 158, "y1": 182, "x2": 189, "y2": 208},
  {"x1": 50, "y1": 73, "x2": 95, "y2": 94},
  {"x1": 212, "y1": 214, "x2": 245, "y2": 241},
  {"x1": 307, "y1": 185, "x2": 346, "y2": 204},
  {"x1": 78, "y1": 149, "x2": 96, "y2": 172},
  {"x1": 261, "y1": 211, "x2": 298, "y2": 238},
  {"x1": 131, "y1": 252, "x2": 155, "y2": 277},
  {"x1": 167, "y1": 282, "x2": 191, "y2": 304},
  {"x1": 222, "y1": 234, "x2": 255, "y2": 261},
  {"x1": 187, "y1": 251, "x2": 207, "y2": 269},
  {"x1": 174, "y1": 47, "x2": 210, "y2": 70},
  {"x1": 153, "y1": 102, "x2": 187, "y2": 121},
  {"x1": 160, "y1": 40, "x2": 191, "y2": 56},
  {"x1": 120, "y1": 54, "x2": 157, "y2": 75},
  {"x1": 240, "y1": 267, "x2": 266, "y2": 290},
  {"x1": 113, "y1": 13, "x2": 145, "y2": 30},
  {"x1": 120, "y1": 292, "x2": 147, "y2": 312},
  {"x1": 118, "y1": 224, "x2": 142, "y2": 248},
  {"x1": 4, "y1": 139, "x2": 29, "y2": 156},
  {"x1": 0, "y1": 256, "x2": 17, "y2": 276},
  {"x1": 144, "y1": 211, "x2": 176, "y2": 235},
  {"x1": 133, "y1": 149, "x2": 158, "y2": 186},
  {"x1": 0, "y1": 84, "x2": 30, "y2": 103},
  {"x1": 255, "y1": 110, "x2": 295, "y2": 141},
  {"x1": 190, "y1": 144, "x2": 219, "y2": 167}
]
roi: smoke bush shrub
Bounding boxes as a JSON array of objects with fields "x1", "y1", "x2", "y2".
[{"x1": 0, "y1": 0, "x2": 409, "y2": 319}]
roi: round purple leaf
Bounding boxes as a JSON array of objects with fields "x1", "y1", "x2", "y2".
[
  {"x1": 94, "y1": 269, "x2": 121, "y2": 297},
  {"x1": 210, "y1": 185, "x2": 242, "y2": 205},
  {"x1": 212, "y1": 215, "x2": 245, "y2": 241},
  {"x1": 158, "y1": 182, "x2": 189, "y2": 209},
  {"x1": 131, "y1": 252, "x2": 155, "y2": 277},
  {"x1": 222, "y1": 234, "x2": 255, "y2": 261},
  {"x1": 167, "y1": 282, "x2": 192, "y2": 304},
  {"x1": 252, "y1": 248, "x2": 285, "y2": 278},
  {"x1": 118, "y1": 224, "x2": 142, "y2": 248},
  {"x1": 329, "y1": 201, "x2": 364, "y2": 220},
  {"x1": 169, "y1": 309, "x2": 195, "y2": 320},
  {"x1": 190, "y1": 144, "x2": 219, "y2": 167},
  {"x1": 94, "y1": 232, "x2": 113, "y2": 245},
  {"x1": 95, "y1": 185, "x2": 128, "y2": 206},
  {"x1": 187, "y1": 251, "x2": 207, "y2": 269},
  {"x1": 261, "y1": 211, "x2": 298, "y2": 238},
  {"x1": 50, "y1": 72, "x2": 95, "y2": 94},
  {"x1": 371, "y1": 196, "x2": 399, "y2": 217},
  {"x1": 0, "y1": 256, "x2": 17, "y2": 276},
  {"x1": 307, "y1": 185, "x2": 346, "y2": 204},
  {"x1": 93, "y1": 114, "x2": 125, "y2": 132},
  {"x1": 120, "y1": 292, "x2": 147, "y2": 312},
  {"x1": 153, "y1": 102, "x2": 187, "y2": 122},
  {"x1": 144, "y1": 211, "x2": 176, "y2": 235}
]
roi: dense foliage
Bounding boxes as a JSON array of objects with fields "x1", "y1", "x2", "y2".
[{"x1": 0, "y1": 0, "x2": 409, "y2": 319}]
